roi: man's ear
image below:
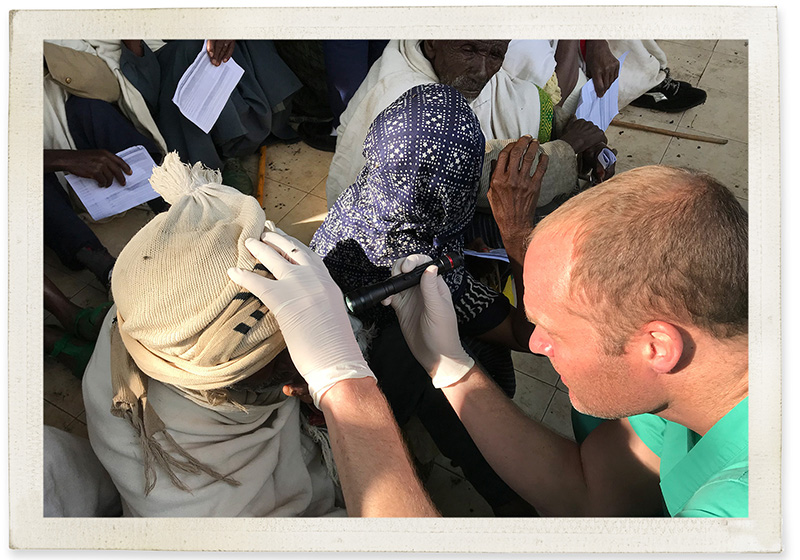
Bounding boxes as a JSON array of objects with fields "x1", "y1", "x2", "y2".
[
  {"x1": 422, "y1": 40, "x2": 437, "y2": 61},
  {"x1": 639, "y1": 321, "x2": 684, "y2": 374}
]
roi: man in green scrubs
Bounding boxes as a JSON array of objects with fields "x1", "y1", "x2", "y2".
[
  {"x1": 387, "y1": 163, "x2": 748, "y2": 517},
  {"x1": 231, "y1": 152, "x2": 747, "y2": 517}
]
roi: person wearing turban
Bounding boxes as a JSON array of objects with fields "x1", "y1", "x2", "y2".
[{"x1": 82, "y1": 153, "x2": 350, "y2": 517}]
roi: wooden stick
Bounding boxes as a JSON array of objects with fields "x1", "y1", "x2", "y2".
[
  {"x1": 255, "y1": 145, "x2": 267, "y2": 207},
  {"x1": 610, "y1": 119, "x2": 728, "y2": 145}
]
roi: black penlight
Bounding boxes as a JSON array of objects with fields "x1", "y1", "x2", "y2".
[{"x1": 344, "y1": 253, "x2": 463, "y2": 314}]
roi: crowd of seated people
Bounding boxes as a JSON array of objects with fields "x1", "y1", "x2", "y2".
[{"x1": 44, "y1": 37, "x2": 729, "y2": 521}]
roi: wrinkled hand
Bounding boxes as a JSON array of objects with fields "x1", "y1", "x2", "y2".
[
  {"x1": 488, "y1": 136, "x2": 549, "y2": 244},
  {"x1": 227, "y1": 230, "x2": 375, "y2": 408},
  {"x1": 558, "y1": 116, "x2": 608, "y2": 155},
  {"x1": 50, "y1": 149, "x2": 132, "y2": 188},
  {"x1": 584, "y1": 40, "x2": 620, "y2": 98},
  {"x1": 385, "y1": 254, "x2": 474, "y2": 388},
  {"x1": 206, "y1": 40, "x2": 236, "y2": 66}
]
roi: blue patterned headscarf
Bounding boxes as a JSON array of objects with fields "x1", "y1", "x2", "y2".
[{"x1": 312, "y1": 83, "x2": 502, "y2": 328}]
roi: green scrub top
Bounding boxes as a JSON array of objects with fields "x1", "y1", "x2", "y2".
[{"x1": 628, "y1": 397, "x2": 748, "y2": 517}]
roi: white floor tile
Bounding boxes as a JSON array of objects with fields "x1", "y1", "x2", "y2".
[
  {"x1": 264, "y1": 142, "x2": 333, "y2": 193},
  {"x1": 698, "y1": 49, "x2": 748, "y2": 99},
  {"x1": 660, "y1": 136, "x2": 748, "y2": 198},
  {"x1": 657, "y1": 41, "x2": 715, "y2": 85},
  {"x1": 677, "y1": 87, "x2": 747, "y2": 144},
  {"x1": 275, "y1": 193, "x2": 328, "y2": 245},
  {"x1": 665, "y1": 39, "x2": 717, "y2": 52},
  {"x1": 512, "y1": 373, "x2": 557, "y2": 422},
  {"x1": 512, "y1": 351, "x2": 559, "y2": 386},
  {"x1": 424, "y1": 464, "x2": 493, "y2": 517},
  {"x1": 542, "y1": 389, "x2": 575, "y2": 441},
  {"x1": 616, "y1": 103, "x2": 684, "y2": 131},
  {"x1": 607, "y1": 125, "x2": 673, "y2": 173},
  {"x1": 262, "y1": 179, "x2": 308, "y2": 223},
  {"x1": 714, "y1": 39, "x2": 748, "y2": 57}
]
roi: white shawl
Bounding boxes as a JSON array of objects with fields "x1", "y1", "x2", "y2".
[
  {"x1": 83, "y1": 310, "x2": 343, "y2": 517},
  {"x1": 326, "y1": 39, "x2": 577, "y2": 210}
]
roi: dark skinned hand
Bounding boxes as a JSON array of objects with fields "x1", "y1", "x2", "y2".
[
  {"x1": 122, "y1": 40, "x2": 144, "y2": 57},
  {"x1": 488, "y1": 136, "x2": 549, "y2": 249},
  {"x1": 558, "y1": 116, "x2": 608, "y2": 156},
  {"x1": 580, "y1": 142, "x2": 617, "y2": 185},
  {"x1": 44, "y1": 149, "x2": 132, "y2": 188},
  {"x1": 584, "y1": 40, "x2": 620, "y2": 98},
  {"x1": 206, "y1": 40, "x2": 236, "y2": 66}
]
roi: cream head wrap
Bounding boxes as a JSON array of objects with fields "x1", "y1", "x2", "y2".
[{"x1": 109, "y1": 152, "x2": 286, "y2": 493}]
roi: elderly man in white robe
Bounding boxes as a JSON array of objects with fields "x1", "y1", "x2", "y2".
[
  {"x1": 326, "y1": 39, "x2": 607, "y2": 211},
  {"x1": 82, "y1": 153, "x2": 351, "y2": 517}
]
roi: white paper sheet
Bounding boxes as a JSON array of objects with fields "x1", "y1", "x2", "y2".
[
  {"x1": 172, "y1": 40, "x2": 245, "y2": 134},
  {"x1": 575, "y1": 51, "x2": 628, "y2": 131},
  {"x1": 463, "y1": 248, "x2": 510, "y2": 263},
  {"x1": 64, "y1": 145, "x2": 159, "y2": 221}
]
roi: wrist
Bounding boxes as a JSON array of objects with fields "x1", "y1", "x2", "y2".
[
  {"x1": 316, "y1": 375, "x2": 379, "y2": 412},
  {"x1": 430, "y1": 354, "x2": 475, "y2": 389},
  {"x1": 560, "y1": 136, "x2": 582, "y2": 154},
  {"x1": 43, "y1": 149, "x2": 70, "y2": 173},
  {"x1": 304, "y1": 361, "x2": 376, "y2": 409}
]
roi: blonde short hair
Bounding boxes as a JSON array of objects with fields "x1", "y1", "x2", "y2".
[{"x1": 531, "y1": 166, "x2": 748, "y2": 355}]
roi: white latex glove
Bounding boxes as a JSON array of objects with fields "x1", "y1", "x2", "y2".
[
  {"x1": 227, "y1": 231, "x2": 375, "y2": 408},
  {"x1": 385, "y1": 254, "x2": 475, "y2": 389}
]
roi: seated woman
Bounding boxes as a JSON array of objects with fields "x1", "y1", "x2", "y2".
[{"x1": 310, "y1": 83, "x2": 537, "y2": 516}]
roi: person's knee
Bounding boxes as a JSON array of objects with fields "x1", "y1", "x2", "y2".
[{"x1": 65, "y1": 95, "x2": 115, "y2": 119}]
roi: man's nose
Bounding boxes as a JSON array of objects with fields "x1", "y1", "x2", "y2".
[
  {"x1": 529, "y1": 328, "x2": 554, "y2": 357},
  {"x1": 474, "y1": 56, "x2": 493, "y2": 80}
]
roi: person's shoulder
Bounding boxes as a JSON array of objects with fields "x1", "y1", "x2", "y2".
[
  {"x1": 676, "y1": 465, "x2": 749, "y2": 517},
  {"x1": 627, "y1": 413, "x2": 669, "y2": 456}
]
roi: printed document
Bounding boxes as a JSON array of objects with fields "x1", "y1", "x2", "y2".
[
  {"x1": 65, "y1": 145, "x2": 159, "y2": 221},
  {"x1": 172, "y1": 40, "x2": 244, "y2": 133}
]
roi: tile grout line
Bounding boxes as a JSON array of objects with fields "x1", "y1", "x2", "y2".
[
  {"x1": 538, "y1": 387, "x2": 559, "y2": 423},
  {"x1": 263, "y1": 175, "x2": 323, "y2": 196},
  {"x1": 514, "y1": 368, "x2": 559, "y2": 388},
  {"x1": 44, "y1": 397, "x2": 83, "y2": 422}
]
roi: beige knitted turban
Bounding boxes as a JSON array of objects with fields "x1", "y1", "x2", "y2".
[{"x1": 112, "y1": 152, "x2": 285, "y2": 391}]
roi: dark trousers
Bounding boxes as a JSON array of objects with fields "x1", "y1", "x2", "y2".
[
  {"x1": 44, "y1": 96, "x2": 164, "y2": 268},
  {"x1": 368, "y1": 321, "x2": 521, "y2": 510},
  {"x1": 322, "y1": 40, "x2": 389, "y2": 128}
]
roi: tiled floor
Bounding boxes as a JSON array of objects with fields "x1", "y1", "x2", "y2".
[{"x1": 43, "y1": 39, "x2": 748, "y2": 516}]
